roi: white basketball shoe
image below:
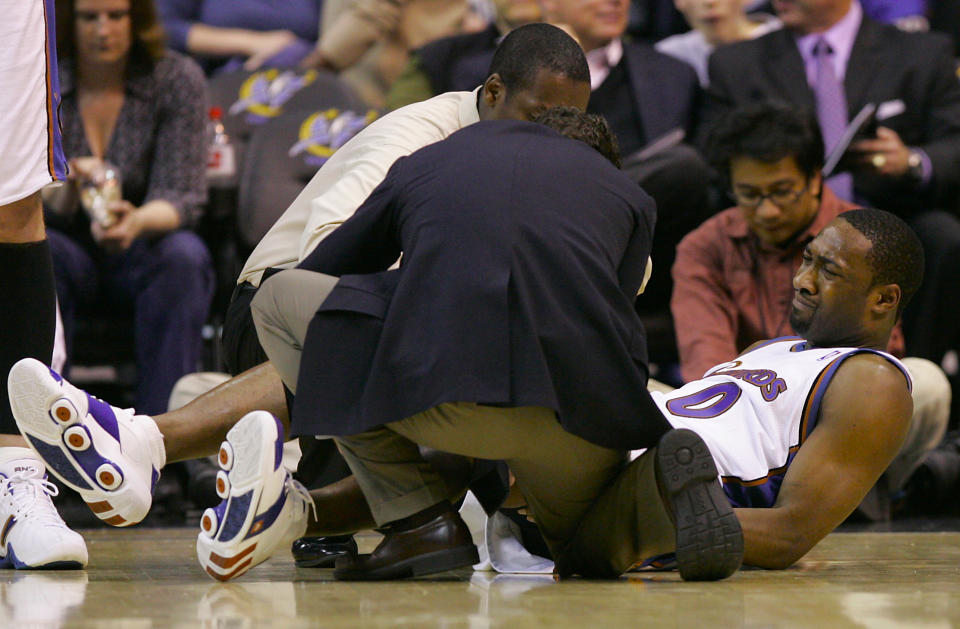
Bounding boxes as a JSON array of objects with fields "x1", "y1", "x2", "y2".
[
  {"x1": 0, "y1": 448, "x2": 88, "y2": 569},
  {"x1": 197, "y1": 411, "x2": 314, "y2": 581},
  {"x1": 7, "y1": 358, "x2": 166, "y2": 527}
]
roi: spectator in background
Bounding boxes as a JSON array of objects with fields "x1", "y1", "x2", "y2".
[
  {"x1": 44, "y1": 0, "x2": 214, "y2": 415},
  {"x1": 300, "y1": 0, "x2": 469, "y2": 108},
  {"x1": 386, "y1": 0, "x2": 542, "y2": 109},
  {"x1": 673, "y1": 103, "x2": 950, "y2": 516},
  {"x1": 538, "y1": 0, "x2": 710, "y2": 320},
  {"x1": 656, "y1": 0, "x2": 781, "y2": 86},
  {"x1": 157, "y1": 0, "x2": 323, "y2": 74},
  {"x1": 702, "y1": 0, "x2": 960, "y2": 369}
]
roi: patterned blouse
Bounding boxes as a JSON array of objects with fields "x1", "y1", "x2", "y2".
[{"x1": 57, "y1": 50, "x2": 209, "y2": 232}]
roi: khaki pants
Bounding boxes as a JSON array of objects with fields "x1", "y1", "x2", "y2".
[
  {"x1": 888, "y1": 357, "x2": 952, "y2": 490},
  {"x1": 251, "y1": 269, "x2": 677, "y2": 562}
]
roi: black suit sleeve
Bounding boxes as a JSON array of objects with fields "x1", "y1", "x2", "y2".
[{"x1": 297, "y1": 159, "x2": 406, "y2": 276}]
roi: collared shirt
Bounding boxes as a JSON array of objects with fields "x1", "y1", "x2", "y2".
[
  {"x1": 238, "y1": 88, "x2": 481, "y2": 286},
  {"x1": 795, "y1": 0, "x2": 862, "y2": 84},
  {"x1": 585, "y1": 39, "x2": 624, "y2": 91},
  {"x1": 671, "y1": 186, "x2": 904, "y2": 383},
  {"x1": 57, "y1": 52, "x2": 208, "y2": 229}
]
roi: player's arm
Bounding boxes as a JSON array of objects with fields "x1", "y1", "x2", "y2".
[{"x1": 734, "y1": 353, "x2": 913, "y2": 569}]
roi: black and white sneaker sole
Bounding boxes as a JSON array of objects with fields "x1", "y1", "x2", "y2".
[{"x1": 655, "y1": 428, "x2": 744, "y2": 581}]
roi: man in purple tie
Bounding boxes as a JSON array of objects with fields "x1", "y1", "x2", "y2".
[{"x1": 700, "y1": 0, "x2": 960, "y2": 385}]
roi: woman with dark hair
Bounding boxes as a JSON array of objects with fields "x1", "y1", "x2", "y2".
[{"x1": 44, "y1": 0, "x2": 214, "y2": 415}]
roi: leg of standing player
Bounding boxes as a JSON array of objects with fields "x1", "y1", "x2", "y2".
[{"x1": 0, "y1": 0, "x2": 87, "y2": 569}]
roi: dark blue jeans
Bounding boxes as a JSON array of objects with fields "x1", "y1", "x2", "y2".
[{"x1": 48, "y1": 229, "x2": 215, "y2": 415}]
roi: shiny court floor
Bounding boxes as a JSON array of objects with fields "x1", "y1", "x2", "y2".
[{"x1": 3, "y1": 528, "x2": 960, "y2": 628}]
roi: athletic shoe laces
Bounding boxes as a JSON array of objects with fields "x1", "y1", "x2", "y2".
[
  {"x1": 0, "y1": 472, "x2": 65, "y2": 527},
  {"x1": 286, "y1": 475, "x2": 317, "y2": 523}
]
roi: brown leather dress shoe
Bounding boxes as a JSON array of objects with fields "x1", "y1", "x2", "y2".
[{"x1": 333, "y1": 508, "x2": 478, "y2": 580}]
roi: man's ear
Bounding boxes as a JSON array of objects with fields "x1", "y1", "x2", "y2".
[
  {"x1": 482, "y1": 73, "x2": 506, "y2": 108},
  {"x1": 872, "y1": 283, "x2": 902, "y2": 317}
]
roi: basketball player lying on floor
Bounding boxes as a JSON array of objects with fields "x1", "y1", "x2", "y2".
[{"x1": 8, "y1": 208, "x2": 919, "y2": 577}]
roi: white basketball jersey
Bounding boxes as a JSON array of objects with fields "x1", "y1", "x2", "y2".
[{"x1": 650, "y1": 337, "x2": 910, "y2": 508}]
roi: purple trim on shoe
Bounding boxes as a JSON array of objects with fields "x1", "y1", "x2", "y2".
[
  {"x1": 244, "y1": 484, "x2": 289, "y2": 542},
  {"x1": 0, "y1": 544, "x2": 24, "y2": 568},
  {"x1": 67, "y1": 440, "x2": 124, "y2": 491},
  {"x1": 217, "y1": 490, "x2": 253, "y2": 542},
  {"x1": 0, "y1": 515, "x2": 15, "y2": 548},
  {"x1": 273, "y1": 416, "x2": 284, "y2": 471},
  {"x1": 25, "y1": 436, "x2": 92, "y2": 490},
  {"x1": 150, "y1": 468, "x2": 160, "y2": 495},
  {"x1": 47, "y1": 368, "x2": 63, "y2": 384},
  {"x1": 85, "y1": 395, "x2": 121, "y2": 443},
  {"x1": 0, "y1": 545, "x2": 83, "y2": 570}
]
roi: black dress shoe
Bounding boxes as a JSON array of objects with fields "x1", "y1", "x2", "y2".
[
  {"x1": 333, "y1": 507, "x2": 478, "y2": 581},
  {"x1": 292, "y1": 535, "x2": 359, "y2": 568},
  {"x1": 655, "y1": 428, "x2": 744, "y2": 581}
]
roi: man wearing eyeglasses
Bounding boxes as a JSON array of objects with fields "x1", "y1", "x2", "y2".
[{"x1": 670, "y1": 103, "x2": 950, "y2": 520}]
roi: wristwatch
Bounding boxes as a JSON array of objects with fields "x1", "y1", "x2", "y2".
[{"x1": 907, "y1": 150, "x2": 924, "y2": 181}]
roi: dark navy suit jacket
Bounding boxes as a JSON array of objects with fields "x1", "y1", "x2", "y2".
[{"x1": 291, "y1": 120, "x2": 670, "y2": 450}]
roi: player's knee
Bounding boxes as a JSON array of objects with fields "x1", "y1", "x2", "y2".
[{"x1": 0, "y1": 192, "x2": 44, "y2": 242}]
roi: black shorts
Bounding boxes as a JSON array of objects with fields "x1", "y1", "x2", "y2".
[{"x1": 221, "y1": 281, "x2": 268, "y2": 376}]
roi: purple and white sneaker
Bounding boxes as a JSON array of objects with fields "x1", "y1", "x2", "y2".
[
  {"x1": 197, "y1": 411, "x2": 314, "y2": 581},
  {"x1": 7, "y1": 358, "x2": 166, "y2": 527}
]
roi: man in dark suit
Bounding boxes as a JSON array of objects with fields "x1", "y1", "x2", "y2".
[
  {"x1": 249, "y1": 110, "x2": 743, "y2": 582},
  {"x1": 389, "y1": 4, "x2": 711, "y2": 320},
  {"x1": 703, "y1": 0, "x2": 960, "y2": 365}
]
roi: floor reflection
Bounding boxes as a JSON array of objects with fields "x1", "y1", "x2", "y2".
[{"x1": 1, "y1": 529, "x2": 958, "y2": 628}]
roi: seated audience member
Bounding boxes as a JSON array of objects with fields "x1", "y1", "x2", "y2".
[
  {"x1": 386, "y1": 0, "x2": 542, "y2": 110},
  {"x1": 673, "y1": 104, "x2": 949, "y2": 506},
  {"x1": 301, "y1": 0, "x2": 469, "y2": 108},
  {"x1": 44, "y1": 0, "x2": 214, "y2": 415},
  {"x1": 702, "y1": 0, "x2": 960, "y2": 368},
  {"x1": 157, "y1": 0, "x2": 322, "y2": 74},
  {"x1": 539, "y1": 0, "x2": 712, "y2": 312},
  {"x1": 656, "y1": 0, "x2": 781, "y2": 86}
]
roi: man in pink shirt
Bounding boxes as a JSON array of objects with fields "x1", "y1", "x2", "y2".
[{"x1": 672, "y1": 103, "x2": 950, "y2": 516}]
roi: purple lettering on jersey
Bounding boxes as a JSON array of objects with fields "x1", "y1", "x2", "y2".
[
  {"x1": 711, "y1": 366, "x2": 788, "y2": 403},
  {"x1": 666, "y1": 382, "x2": 742, "y2": 419}
]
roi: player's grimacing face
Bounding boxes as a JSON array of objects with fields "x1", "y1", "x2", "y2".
[{"x1": 789, "y1": 220, "x2": 876, "y2": 347}]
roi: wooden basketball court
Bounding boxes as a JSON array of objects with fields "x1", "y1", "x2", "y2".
[{"x1": 3, "y1": 527, "x2": 959, "y2": 627}]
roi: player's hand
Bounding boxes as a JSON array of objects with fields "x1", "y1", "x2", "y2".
[
  {"x1": 849, "y1": 127, "x2": 911, "y2": 177},
  {"x1": 243, "y1": 30, "x2": 298, "y2": 71},
  {"x1": 91, "y1": 200, "x2": 141, "y2": 253}
]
